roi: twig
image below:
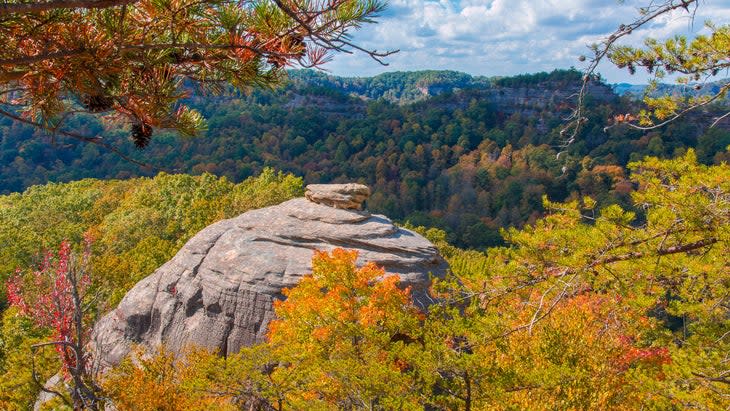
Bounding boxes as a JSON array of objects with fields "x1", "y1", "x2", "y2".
[
  {"x1": 0, "y1": 106, "x2": 168, "y2": 171},
  {"x1": 559, "y1": 0, "x2": 701, "y2": 154}
]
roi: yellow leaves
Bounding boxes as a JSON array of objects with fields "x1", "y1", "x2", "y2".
[
  {"x1": 266, "y1": 248, "x2": 424, "y2": 408},
  {"x1": 102, "y1": 346, "x2": 237, "y2": 411},
  {"x1": 606, "y1": 21, "x2": 730, "y2": 129},
  {"x1": 643, "y1": 95, "x2": 679, "y2": 122},
  {"x1": 0, "y1": 170, "x2": 305, "y2": 409},
  {"x1": 582, "y1": 195, "x2": 597, "y2": 210},
  {"x1": 489, "y1": 293, "x2": 664, "y2": 410},
  {"x1": 448, "y1": 153, "x2": 730, "y2": 409}
]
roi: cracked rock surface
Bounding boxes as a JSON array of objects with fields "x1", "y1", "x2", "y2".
[{"x1": 91, "y1": 196, "x2": 448, "y2": 368}]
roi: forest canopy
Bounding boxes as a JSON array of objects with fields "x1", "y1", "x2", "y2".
[
  {"x1": 0, "y1": 0, "x2": 729, "y2": 409},
  {"x1": 2, "y1": 69, "x2": 727, "y2": 248},
  {"x1": 1, "y1": 151, "x2": 727, "y2": 409}
]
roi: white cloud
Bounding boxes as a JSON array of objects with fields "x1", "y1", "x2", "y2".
[{"x1": 319, "y1": 0, "x2": 730, "y2": 83}]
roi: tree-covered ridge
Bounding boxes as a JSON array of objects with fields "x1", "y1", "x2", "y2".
[
  {"x1": 614, "y1": 78, "x2": 730, "y2": 101},
  {"x1": 1, "y1": 69, "x2": 729, "y2": 249},
  {"x1": 286, "y1": 69, "x2": 491, "y2": 103}
]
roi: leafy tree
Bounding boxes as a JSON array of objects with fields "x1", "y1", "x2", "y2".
[
  {"x1": 0, "y1": 168, "x2": 303, "y2": 409},
  {"x1": 441, "y1": 149, "x2": 730, "y2": 409},
  {"x1": 5, "y1": 239, "x2": 100, "y2": 409},
  {"x1": 0, "y1": 307, "x2": 59, "y2": 410},
  {"x1": 101, "y1": 249, "x2": 427, "y2": 410},
  {"x1": 87, "y1": 151, "x2": 729, "y2": 409},
  {"x1": 571, "y1": 0, "x2": 729, "y2": 141},
  {"x1": 266, "y1": 248, "x2": 425, "y2": 409},
  {"x1": 102, "y1": 346, "x2": 235, "y2": 411}
]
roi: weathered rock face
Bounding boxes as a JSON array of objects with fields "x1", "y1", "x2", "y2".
[
  {"x1": 91, "y1": 192, "x2": 448, "y2": 369},
  {"x1": 305, "y1": 183, "x2": 371, "y2": 210}
]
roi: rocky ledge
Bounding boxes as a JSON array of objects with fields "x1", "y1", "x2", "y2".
[
  {"x1": 91, "y1": 185, "x2": 448, "y2": 369},
  {"x1": 304, "y1": 183, "x2": 371, "y2": 210}
]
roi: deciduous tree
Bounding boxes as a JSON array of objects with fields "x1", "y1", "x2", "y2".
[
  {"x1": 6, "y1": 238, "x2": 100, "y2": 409},
  {"x1": 266, "y1": 248, "x2": 425, "y2": 409}
]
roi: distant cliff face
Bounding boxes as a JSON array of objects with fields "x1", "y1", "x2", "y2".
[
  {"x1": 287, "y1": 68, "x2": 617, "y2": 106},
  {"x1": 283, "y1": 69, "x2": 618, "y2": 125},
  {"x1": 91, "y1": 185, "x2": 448, "y2": 368},
  {"x1": 478, "y1": 81, "x2": 617, "y2": 122}
]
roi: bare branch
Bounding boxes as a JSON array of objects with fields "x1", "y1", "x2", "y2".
[
  {"x1": 692, "y1": 372, "x2": 730, "y2": 386},
  {"x1": 0, "y1": 106, "x2": 168, "y2": 171}
]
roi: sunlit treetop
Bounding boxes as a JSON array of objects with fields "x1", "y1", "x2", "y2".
[
  {"x1": 609, "y1": 21, "x2": 729, "y2": 128},
  {"x1": 0, "y1": 0, "x2": 390, "y2": 154},
  {"x1": 564, "y1": 0, "x2": 729, "y2": 148}
]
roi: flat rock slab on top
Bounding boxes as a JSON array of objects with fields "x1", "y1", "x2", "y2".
[
  {"x1": 305, "y1": 183, "x2": 371, "y2": 210},
  {"x1": 91, "y1": 196, "x2": 448, "y2": 369}
]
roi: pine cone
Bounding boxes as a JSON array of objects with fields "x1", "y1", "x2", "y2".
[
  {"x1": 131, "y1": 122, "x2": 153, "y2": 149},
  {"x1": 81, "y1": 94, "x2": 114, "y2": 113}
]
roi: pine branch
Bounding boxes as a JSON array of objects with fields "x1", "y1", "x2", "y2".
[{"x1": 0, "y1": 0, "x2": 138, "y2": 15}]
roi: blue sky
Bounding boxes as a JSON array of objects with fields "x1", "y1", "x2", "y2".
[{"x1": 323, "y1": 0, "x2": 730, "y2": 83}]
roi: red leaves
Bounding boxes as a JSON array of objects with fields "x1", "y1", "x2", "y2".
[
  {"x1": 619, "y1": 346, "x2": 671, "y2": 369},
  {"x1": 6, "y1": 238, "x2": 92, "y2": 377},
  {"x1": 616, "y1": 334, "x2": 671, "y2": 371}
]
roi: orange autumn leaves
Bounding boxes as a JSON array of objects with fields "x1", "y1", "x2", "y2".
[
  {"x1": 100, "y1": 248, "x2": 679, "y2": 410},
  {"x1": 270, "y1": 248, "x2": 418, "y2": 340},
  {"x1": 267, "y1": 248, "x2": 425, "y2": 409}
]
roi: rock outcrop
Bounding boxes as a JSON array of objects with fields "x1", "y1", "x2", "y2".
[
  {"x1": 91, "y1": 188, "x2": 448, "y2": 369},
  {"x1": 304, "y1": 183, "x2": 370, "y2": 210}
]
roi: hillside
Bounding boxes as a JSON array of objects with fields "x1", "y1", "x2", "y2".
[
  {"x1": 286, "y1": 69, "x2": 491, "y2": 103},
  {"x1": 613, "y1": 78, "x2": 730, "y2": 99},
  {"x1": 1, "y1": 69, "x2": 729, "y2": 248}
]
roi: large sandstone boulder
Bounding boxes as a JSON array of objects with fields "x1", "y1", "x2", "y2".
[
  {"x1": 91, "y1": 191, "x2": 448, "y2": 369},
  {"x1": 305, "y1": 183, "x2": 370, "y2": 210}
]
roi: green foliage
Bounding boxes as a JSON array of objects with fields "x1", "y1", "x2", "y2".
[
  {"x1": 1, "y1": 129, "x2": 729, "y2": 410},
  {"x1": 440, "y1": 149, "x2": 730, "y2": 409},
  {"x1": 384, "y1": 150, "x2": 730, "y2": 409},
  {"x1": 0, "y1": 308, "x2": 58, "y2": 410},
  {"x1": 0, "y1": 168, "x2": 303, "y2": 408},
  {"x1": 4, "y1": 69, "x2": 725, "y2": 248},
  {"x1": 493, "y1": 68, "x2": 585, "y2": 88},
  {"x1": 606, "y1": 12, "x2": 729, "y2": 127},
  {"x1": 287, "y1": 69, "x2": 490, "y2": 103}
]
